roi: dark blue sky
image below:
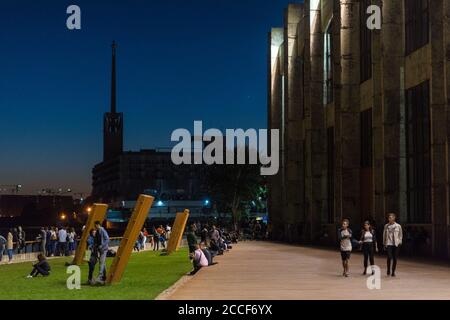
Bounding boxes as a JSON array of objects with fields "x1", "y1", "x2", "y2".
[{"x1": 0, "y1": 0, "x2": 297, "y2": 194}]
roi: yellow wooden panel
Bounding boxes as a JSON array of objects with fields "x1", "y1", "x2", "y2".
[
  {"x1": 72, "y1": 203, "x2": 108, "y2": 266},
  {"x1": 106, "y1": 195, "x2": 154, "y2": 284},
  {"x1": 166, "y1": 209, "x2": 190, "y2": 255}
]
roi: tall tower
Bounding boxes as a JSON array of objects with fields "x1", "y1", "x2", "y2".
[{"x1": 103, "y1": 41, "x2": 124, "y2": 161}]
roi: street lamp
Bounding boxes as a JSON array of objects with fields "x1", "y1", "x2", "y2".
[{"x1": 60, "y1": 213, "x2": 67, "y2": 221}]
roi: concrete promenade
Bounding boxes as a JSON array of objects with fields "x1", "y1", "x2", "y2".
[{"x1": 160, "y1": 241, "x2": 450, "y2": 300}]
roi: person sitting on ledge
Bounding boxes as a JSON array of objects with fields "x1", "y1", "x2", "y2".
[
  {"x1": 190, "y1": 243, "x2": 209, "y2": 275},
  {"x1": 27, "y1": 254, "x2": 51, "y2": 278},
  {"x1": 200, "y1": 242, "x2": 217, "y2": 266}
]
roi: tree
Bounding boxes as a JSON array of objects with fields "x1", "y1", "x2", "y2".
[{"x1": 205, "y1": 160, "x2": 264, "y2": 230}]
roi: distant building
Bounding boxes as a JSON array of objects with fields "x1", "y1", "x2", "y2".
[
  {"x1": 268, "y1": 1, "x2": 450, "y2": 260},
  {"x1": 92, "y1": 42, "x2": 206, "y2": 204},
  {"x1": 0, "y1": 194, "x2": 73, "y2": 223}
]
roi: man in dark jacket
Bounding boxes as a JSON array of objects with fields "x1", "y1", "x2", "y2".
[{"x1": 186, "y1": 224, "x2": 198, "y2": 255}]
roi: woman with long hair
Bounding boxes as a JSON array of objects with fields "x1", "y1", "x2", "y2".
[{"x1": 359, "y1": 220, "x2": 378, "y2": 275}]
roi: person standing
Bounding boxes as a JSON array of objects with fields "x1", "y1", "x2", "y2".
[
  {"x1": 338, "y1": 219, "x2": 353, "y2": 277},
  {"x1": 87, "y1": 229, "x2": 98, "y2": 285},
  {"x1": 94, "y1": 221, "x2": 109, "y2": 284},
  {"x1": 17, "y1": 226, "x2": 26, "y2": 254},
  {"x1": 12, "y1": 228, "x2": 18, "y2": 253},
  {"x1": 152, "y1": 226, "x2": 160, "y2": 251},
  {"x1": 383, "y1": 213, "x2": 403, "y2": 277},
  {"x1": 359, "y1": 221, "x2": 378, "y2": 275},
  {"x1": 45, "y1": 228, "x2": 52, "y2": 257},
  {"x1": 58, "y1": 227, "x2": 67, "y2": 256},
  {"x1": 50, "y1": 227, "x2": 58, "y2": 256},
  {"x1": 7, "y1": 229, "x2": 14, "y2": 263},
  {"x1": 0, "y1": 234, "x2": 6, "y2": 263},
  {"x1": 165, "y1": 224, "x2": 172, "y2": 241},
  {"x1": 68, "y1": 228, "x2": 76, "y2": 255},
  {"x1": 141, "y1": 228, "x2": 148, "y2": 250},
  {"x1": 186, "y1": 224, "x2": 198, "y2": 256},
  {"x1": 157, "y1": 225, "x2": 166, "y2": 249},
  {"x1": 39, "y1": 227, "x2": 47, "y2": 255}
]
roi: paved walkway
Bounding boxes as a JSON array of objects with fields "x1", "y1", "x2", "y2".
[{"x1": 160, "y1": 241, "x2": 450, "y2": 300}]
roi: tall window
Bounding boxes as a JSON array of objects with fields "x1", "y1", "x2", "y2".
[
  {"x1": 327, "y1": 127, "x2": 335, "y2": 223},
  {"x1": 360, "y1": 0, "x2": 372, "y2": 82},
  {"x1": 405, "y1": 0, "x2": 429, "y2": 55},
  {"x1": 301, "y1": 52, "x2": 306, "y2": 119},
  {"x1": 324, "y1": 21, "x2": 333, "y2": 105},
  {"x1": 405, "y1": 81, "x2": 431, "y2": 223},
  {"x1": 360, "y1": 109, "x2": 373, "y2": 168}
]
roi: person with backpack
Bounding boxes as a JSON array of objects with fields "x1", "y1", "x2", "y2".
[{"x1": 338, "y1": 219, "x2": 353, "y2": 277}]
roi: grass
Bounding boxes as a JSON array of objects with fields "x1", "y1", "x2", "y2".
[{"x1": 0, "y1": 248, "x2": 192, "y2": 300}]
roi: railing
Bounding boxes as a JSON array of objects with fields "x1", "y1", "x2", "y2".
[{"x1": 6, "y1": 237, "x2": 124, "y2": 254}]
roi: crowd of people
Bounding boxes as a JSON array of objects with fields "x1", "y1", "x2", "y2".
[
  {"x1": 186, "y1": 223, "x2": 238, "y2": 275},
  {"x1": 134, "y1": 225, "x2": 172, "y2": 252},
  {"x1": 0, "y1": 226, "x2": 78, "y2": 264},
  {"x1": 338, "y1": 213, "x2": 403, "y2": 277}
]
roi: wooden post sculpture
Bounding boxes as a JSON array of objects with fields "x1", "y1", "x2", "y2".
[
  {"x1": 106, "y1": 194, "x2": 154, "y2": 285},
  {"x1": 72, "y1": 203, "x2": 108, "y2": 265},
  {"x1": 166, "y1": 209, "x2": 190, "y2": 255}
]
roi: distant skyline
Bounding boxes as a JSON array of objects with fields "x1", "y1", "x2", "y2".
[{"x1": 0, "y1": 0, "x2": 299, "y2": 195}]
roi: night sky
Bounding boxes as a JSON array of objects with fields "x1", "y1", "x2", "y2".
[{"x1": 0, "y1": 0, "x2": 298, "y2": 195}]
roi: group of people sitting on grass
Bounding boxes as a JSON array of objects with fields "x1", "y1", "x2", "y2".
[{"x1": 186, "y1": 223, "x2": 236, "y2": 275}]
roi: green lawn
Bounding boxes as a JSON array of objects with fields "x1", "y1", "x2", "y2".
[{"x1": 0, "y1": 248, "x2": 192, "y2": 300}]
